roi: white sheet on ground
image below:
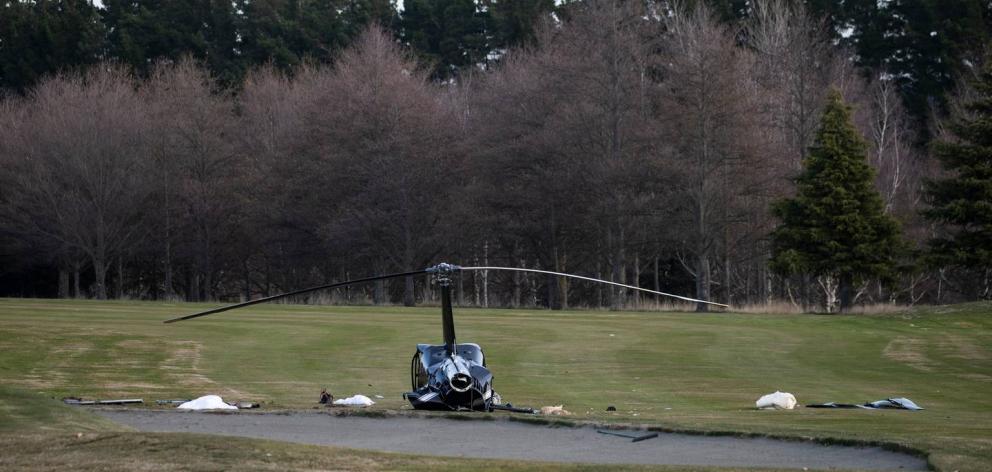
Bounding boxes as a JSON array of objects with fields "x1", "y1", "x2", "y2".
[
  {"x1": 177, "y1": 395, "x2": 238, "y2": 410},
  {"x1": 756, "y1": 391, "x2": 797, "y2": 410},
  {"x1": 333, "y1": 394, "x2": 375, "y2": 407}
]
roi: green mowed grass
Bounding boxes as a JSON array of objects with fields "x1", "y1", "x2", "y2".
[{"x1": 0, "y1": 298, "x2": 989, "y2": 471}]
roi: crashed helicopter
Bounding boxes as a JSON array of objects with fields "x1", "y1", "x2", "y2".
[{"x1": 165, "y1": 262, "x2": 726, "y2": 412}]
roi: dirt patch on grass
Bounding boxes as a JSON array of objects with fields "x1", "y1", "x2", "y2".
[
  {"x1": 882, "y1": 337, "x2": 935, "y2": 371},
  {"x1": 162, "y1": 341, "x2": 251, "y2": 399},
  {"x1": 957, "y1": 373, "x2": 992, "y2": 382},
  {"x1": 939, "y1": 334, "x2": 990, "y2": 361}
]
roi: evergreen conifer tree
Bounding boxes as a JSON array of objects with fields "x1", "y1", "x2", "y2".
[
  {"x1": 771, "y1": 89, "x2": 903, "y2": 311},
  {"x1": 923, "y1": 64, "x2": 992, "y2": 299}
]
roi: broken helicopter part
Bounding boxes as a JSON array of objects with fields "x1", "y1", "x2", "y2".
[
  {"x1": 63, "y1": 398, "x2": 144, "y2": 406},
  {"x1": 597, "y1": 429, "x2": 660, "y2": 442},
  {"x1": 164, "y1": 262, "x2": 726, "y2": 412}
]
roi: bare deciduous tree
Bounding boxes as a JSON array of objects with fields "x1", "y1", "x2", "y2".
[
  {"x1": 0, "y1": 66, "x2": 152, "y2": 299},
  {"x1": 659, "y1": 3, "x2": 760, "y2": 311},
  {"x1": 144, "y1": 59, "x2": 244, "y2": 301}
]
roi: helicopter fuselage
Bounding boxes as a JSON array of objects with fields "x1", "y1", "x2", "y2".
[{"x1": 404, "y1": 342, "x2": 496, "y2": 411}]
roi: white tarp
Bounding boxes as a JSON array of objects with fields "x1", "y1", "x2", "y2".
[
  {"x1": 333, "y1": 394, "x2": 375, "y2": 407},
  {"x1": 177, "y1": 395, "x2": 238, "y2": 410},
  {"x1": 756, "y1": 391, "x2": 797, "y2": 410}
]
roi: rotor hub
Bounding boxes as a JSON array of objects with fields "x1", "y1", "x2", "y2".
[{"x1": 427, "y1": 262, "x2": 460, "y2": 287}]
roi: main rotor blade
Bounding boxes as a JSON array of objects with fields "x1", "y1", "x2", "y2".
[
  {"x1": 459, "y1": 266, "x2": 728, "y2": 308},
  {"x1": 163, "y1": 269, "x2": 427, "y2": 323}
]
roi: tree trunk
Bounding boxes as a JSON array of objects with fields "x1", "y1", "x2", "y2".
[
  {"x1": 115, "y1": 257, "x2": 124, "y2": 299},
  {"x1": 92, "y1": 257, "x2": 108, "y2": 300},
  {"x1": 723, "y1": 247, "x2": 731, "y2": 306},
  {"x1": 243, "y1": 260, "x2": 251, "y2": 302},
  {"x1": 403, "y1": 274, "x2": 415, "y2": 307},
  {"x1": 612, "y1": 226, "x2": 626, "y2": 310},
  {"x1": 190, "y1": 271, "x2": 200, "y2": 302},
  {"x1": 546, "y1": 273, "x2": 560, "y2": 310},
  {"x1": 596, "y1": 261, "x2": 604, "y2": 309},
  {"x1": 374, "y1": 278, "x2": 385, "y2": 305},
  {"x1": 695, "y1": 252, "x2": 710, "y2": 312},
  {"x1": 73, "y1": 261, "x2": 81, "y2": 298},
  {"x1": 58, "y1": 267, "x2": 69, "y2": 299},
  {"x1": 632, "y1": 252, "x2": 641, "y2": 308},
  {"x1": 839, "y1": 274, "x2": 853, "y2": 313},
  {"x1": 653, "y1": 256, "x2": 660, "y2": 306},
  {"x1": 512, "y1": 264, "x2": 521, "y2": 308}
]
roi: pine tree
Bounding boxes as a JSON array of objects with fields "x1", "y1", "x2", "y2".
[
  {"x1": 489, "y1": 0, "x2": 555, "y2": 48},
  {"x1": 400, "y1": 0, "x2": 492, "y2": 80},
  {"x1": 923, "y1": 64, "x2": 992, "y2": 299},
  {"x1": 0, "y1": 0, "x2": 105, "y2": 93},
  {"x1": 771, "y1": 89, "x2": 903, "y2": 312}
]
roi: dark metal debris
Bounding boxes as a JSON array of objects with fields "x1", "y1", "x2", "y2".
[{"x1": 597, "y1": 429, "x2": 659, "y2": 442}]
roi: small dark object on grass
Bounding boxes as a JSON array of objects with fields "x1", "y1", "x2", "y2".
[
  {"x1": 597, "y1": 429, "x2": 659, "y2": 442},
  {"x1": 606, "y1": 405, "x2": 617, "y2": 411},
  {"x1": 235, "y1": 402, "x2": 260, "y2": 409},
  {"x1": 319, "y1": 389, "x2": 333, "y2": 404}
]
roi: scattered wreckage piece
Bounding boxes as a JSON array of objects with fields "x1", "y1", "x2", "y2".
[
  {"x1": 756, "y1": 391, "x2": 797, "y2": 410},
  {"x1": 333, "y1": 394, "x2": 375, "y2": 407},
  {"x1": 178, "y1": 395, "x2": 237, "y2": 410},
  {"x1": 156, "y1": 399, "x2": 191, "y2": 405},
  {"x1": 63, "y1": 397, "x2": 143, "y2": 406},
  {"x1": 491, "y1": 404, "x2": 536, "y2": 414},
  {"x1": 597, "y1": 429, "x2": 660, "y2": 442},
  {"x1": 806, "y1": 397, "x2": 924, "y2": 410}
]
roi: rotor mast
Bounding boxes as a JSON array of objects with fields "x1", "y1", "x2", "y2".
[{"x1": 428, "y1": 263, "x2": 459, "y2": 355}]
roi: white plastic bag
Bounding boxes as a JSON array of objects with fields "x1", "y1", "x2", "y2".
[
  {"x1": 177, "y1": 395, "x2": 238, "y2": 410},
  {"x1": 756, "y1": 391, "x2": 797, "y2": 410},
  {"x1": 333, "y1": 394, "x2": 375, "y2": 407}
]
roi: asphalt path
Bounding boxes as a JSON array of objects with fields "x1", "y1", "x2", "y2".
[{"x1": 96, "y1": 410, "x2": 927, "y2": 470}]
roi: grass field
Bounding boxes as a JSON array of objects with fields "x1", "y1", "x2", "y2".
[{"x1": 0, "y1": 298, "x2": 989, "y2": 471}]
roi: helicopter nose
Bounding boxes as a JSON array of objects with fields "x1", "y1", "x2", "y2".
[{"x1": 450, "y1": 373, "x2": 473, "y2": 392}]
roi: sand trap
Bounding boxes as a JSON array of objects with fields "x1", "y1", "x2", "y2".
[{"x1": 96, "y1": 410, "x2": 926, "y2": 470}]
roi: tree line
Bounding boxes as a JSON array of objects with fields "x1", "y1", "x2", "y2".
[
  {"x1": 3, "y1": 0, "x2": 990, "y2": 127},
  {"x1": 0, "y1": 0, "x2": 989, "y2": 311}
]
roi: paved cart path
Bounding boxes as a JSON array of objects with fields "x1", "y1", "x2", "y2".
[{"x1": 96, "y1": 410, "x2": 926, "y2": 470}]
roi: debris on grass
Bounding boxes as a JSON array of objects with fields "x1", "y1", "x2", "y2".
[
  {"x1": 806, "y1": 397, "x2": 924, "y2": 410},
  {"x1": 756, "y1": 391, "x2": 797, "y2": 410},
  {"x1": 63, "y1": 397, "x2": 143, "y2": 406},
  {"x1": 177, "y1": 395, "x2": 237, "y2": 410},
  {"x1": 539, "y1": 405, "x2": 571, "y2": 416},
  {"x1": 333, "y1": 394, "x2": 374, "y2": 407},
  {"x1": 155, "y1": 399, "x2": 191, "y2": 405},
  {"x1": 868, "y1": 398, "x2": 924, "y2": 410},
  {"x1": 597, "y1": 429, "x2": 660, "y2": 442},
  {"x1": 492, "y1": 404, "x2": 536, "y2": 414}
]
